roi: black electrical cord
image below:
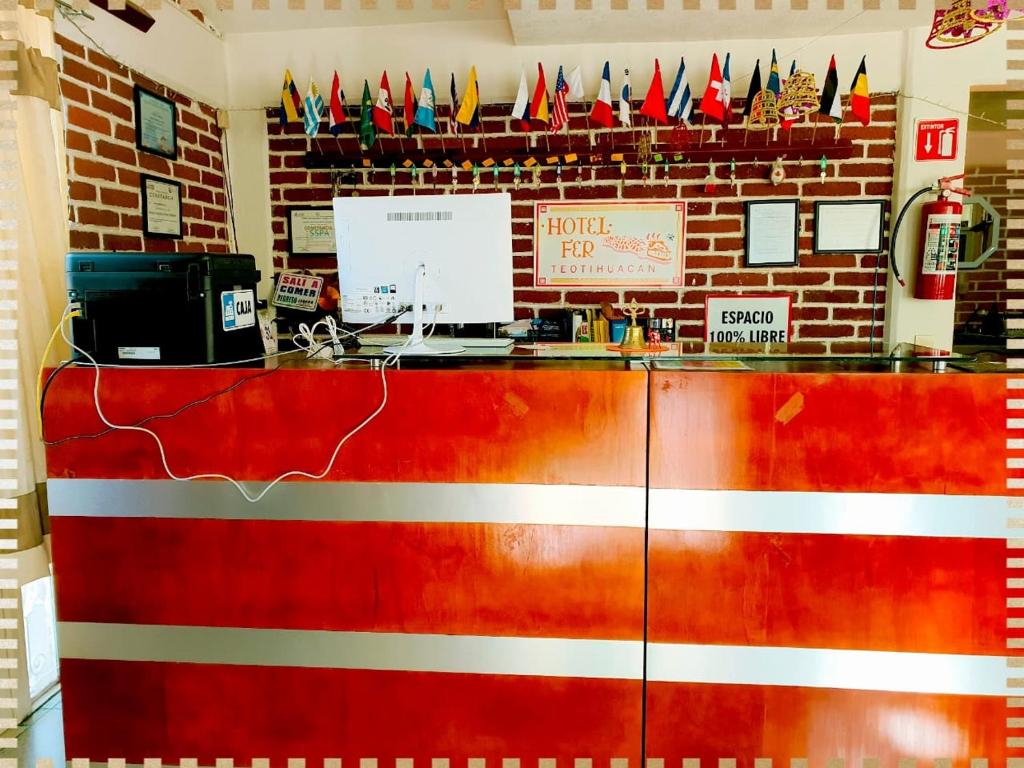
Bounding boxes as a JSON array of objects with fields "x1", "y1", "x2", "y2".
[
  {"x1": 39, "y1": 309, "x2": 411, "y2": 445},
  {"x1": 41, "y1": 364, "x2": 281, "y2": 446},
  {"x1": 868, "y1": 185, "x2": 937, "y2": 355}
]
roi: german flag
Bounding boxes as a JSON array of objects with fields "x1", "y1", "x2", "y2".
[{"x1": 849, "y1": 55, "x2": 870, "y2": 126}]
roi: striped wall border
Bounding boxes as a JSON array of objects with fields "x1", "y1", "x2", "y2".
[
  {"x1": 1010, "y1": 11, "x2": 1024, "y2": 764},
  {"x1": 4, "y1": 0, "x2": 1013, "y2": 764},
  {"x1": 19, "y1": 0, "x2": 947, "y2": 14},
  {"x1": 0, "y1": 1, "x2": 19, "y2": 757},
  {"x1": 0, "y1": 761, "x2": 997, "y2": 768}
]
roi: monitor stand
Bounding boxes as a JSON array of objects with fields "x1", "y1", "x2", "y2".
[{"x1": 384, "y1": 263, "x2": 464, "y2": 356}]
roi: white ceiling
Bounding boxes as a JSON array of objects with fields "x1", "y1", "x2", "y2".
[
  {"x1": 507, "y1": 0, "x2": 933, "y2": 44},
  {"x1": 198, "y1": 0, "x2": 507, "y2": 33},
  {"x1": 199, "y1": 0, "x2": 933, "y2": 40}
]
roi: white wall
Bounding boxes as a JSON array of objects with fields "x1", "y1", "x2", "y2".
[
  {"x1": 223, "y1": 20, "x2": 907, "y2": 109},
  {"x1": 55, "y1": 4, "x2": 228, "y2": 107},
  {"x1": 224, "y1": 110, "x2": 274, "y2": 297},
  {"x1": 883, "y1": 24, "x2": 1006, "y2": 351}
]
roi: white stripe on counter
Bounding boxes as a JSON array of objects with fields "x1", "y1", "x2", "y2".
[
  {"x1": 647, "y1": 641, "x2": 1007, "y2": 696},
  {"x1": 58, "y1": 622, "x2": 1007, "y2": 697},
  {"x1": 49, "y1": 479, "x2": 1002, "y2": 539},
  {"x1": 46, "y1": 479, "x2": 646, "y2": 528},
  {"x1": 59, "y1": 622, "x2": 642, "y2": 681},
  {"x1": 649, "y1": 488, "x2": 1007, "y2": 539}
]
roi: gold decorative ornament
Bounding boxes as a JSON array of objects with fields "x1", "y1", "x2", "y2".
[
  {"x1": 927, "y1": 0, "x2": 1002, "y2": 48},
  {"x1": 747, "y1": 90, "x2": 780, "y2": 131},
  {"x1": 777, "y1": 70, "x2": 819, "y2": 124}
]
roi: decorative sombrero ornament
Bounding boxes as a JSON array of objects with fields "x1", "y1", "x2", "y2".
[
  {"x1": 777, "y1": 70, "x2": 819, "y2": 124},
  {"x1": 972, "y1": 0, "x2": 1023, "y2": 23},
  {"x1": 747, "y1": 90, "x2": 780, "y2": 130},
  {"x1": 927, "y1": 0, "x2": 1003, "y2": 49}
]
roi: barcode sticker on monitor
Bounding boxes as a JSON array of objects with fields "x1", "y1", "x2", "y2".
[{"x1": 386, "y1": 211, "x2": 454, "y2": 223}]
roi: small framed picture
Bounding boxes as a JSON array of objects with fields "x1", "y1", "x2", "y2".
[
  {"x1": 134, "y1": 85, "x2": 177, "y2": 160},
  {"x1": 813, "y1": 200, "x2": 886, "y2": 254},
  {"x1": 288, "y1": 206, "x2": 337, "y2": 255},
  {"x1": 140, "y1": 174, "x2": 182, "y2": 239},
  {"x1": 744, "y1": 199, "x2": 800, "y2": 267}
]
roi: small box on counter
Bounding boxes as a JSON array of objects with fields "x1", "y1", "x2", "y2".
[{"x1": 643, "y1": 317, "x2": 676, "y2": 343}]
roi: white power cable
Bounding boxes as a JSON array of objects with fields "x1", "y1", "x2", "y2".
[{"x1": 55, "y1": 304, "x2": 419, "y2": 504}]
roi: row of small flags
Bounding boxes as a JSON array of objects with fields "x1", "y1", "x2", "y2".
[{"x1": 280, "y1": 51, "x2": 870, "y2": 147}]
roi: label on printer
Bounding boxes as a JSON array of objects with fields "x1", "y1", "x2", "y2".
[
  {"x1": 117, "y1": 346, "x2": 160, "y2": 360},
  {"x1": 221, "y1": 289, "x2": 256, "y2": 332}
]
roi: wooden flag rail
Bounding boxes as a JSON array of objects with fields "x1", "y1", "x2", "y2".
[{"x1": 303, "y1": 137, "x2": 858, "y2": 171}]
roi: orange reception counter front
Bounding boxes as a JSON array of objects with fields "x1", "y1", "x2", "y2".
[{"x1": 43, "y1": 361, "x2": 1009, "y2": 764}]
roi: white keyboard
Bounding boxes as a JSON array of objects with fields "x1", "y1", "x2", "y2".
[{"x1": 358, "y1": 334, "x2": 514, "y2": 349}]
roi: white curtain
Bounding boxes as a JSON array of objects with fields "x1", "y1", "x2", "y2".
[
  {"x1": 2, "y1": 0, "x2": 69, "y2": 723},
  {"x1": 9, "y1": 2, "x2": 69, "y2": 501}
]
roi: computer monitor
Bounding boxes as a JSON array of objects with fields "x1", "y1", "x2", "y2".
[{"x1": 334, "y1": 192, "x2": 514, "y2": 355}]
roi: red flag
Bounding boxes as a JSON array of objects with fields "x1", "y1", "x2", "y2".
[
  {"x1": 372, "y1": 71, "x2": 394, "y2": 134},
  {"x1": 531, "y1": 63, "x2": 550, "y2": 124},
  {"x1": 328, "y1": 71, "x2": 346, "y2": 136},
  {"x1": 403, "y1": 72, "x2": 416, "y2": 134},
  {"x1": 639, "y1": 59, "x2": 668, "y2": 125},
  {"x1": 698, "y1": 53, "x2": 726, "y2": 123}
]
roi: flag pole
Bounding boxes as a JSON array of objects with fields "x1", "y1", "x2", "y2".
[{"x1": 811, "y1": 114, "x2": 819, "y2": 144}]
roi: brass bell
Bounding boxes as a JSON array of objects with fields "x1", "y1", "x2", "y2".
[{"x1": 618, "y1": 299, "x2": 647, "y2": 351}]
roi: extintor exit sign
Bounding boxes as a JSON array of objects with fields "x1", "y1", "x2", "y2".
[{"x1": 915, "y1": 118, "x2": 960, "y2": 162}]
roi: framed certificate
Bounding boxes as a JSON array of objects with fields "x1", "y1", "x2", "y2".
[
  {"x1": 288, "y1": 206, "x2": 337, "y2": 255},
  {"x1": 134, "y1": 85, "x2": 177, "y2": 160},
  {"x1": 813, "y1": 200, "x2": 886, "y2": 254},
  {"x1": 744, "y1": 199, "x2": 800, "y2": 267},
  {"x1": 140, "y1": 174, "x2": 182, "y2": 239}
]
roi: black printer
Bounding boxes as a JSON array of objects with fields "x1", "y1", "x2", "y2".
[{"x1": 66, "y1": 252, "x2": 264, "y2": 365}]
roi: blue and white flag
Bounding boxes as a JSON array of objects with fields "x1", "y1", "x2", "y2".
[
  {"x1": 414, "y1": 68, "x2": 437, "y2": 131},
  {"x1": 666, "y1": 57, "x2": 692, "y2": 124},
  {"x1": 303, "y1": 78, "x2": 324, "y2": 137},
  {"x1": 619, "y1": 67, "x2": 632, "y2": 127}
]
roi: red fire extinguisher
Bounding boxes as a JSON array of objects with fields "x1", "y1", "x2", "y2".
[
  {"x1": 889, "y1": 174, "x2": 969, "y2": 301},
  {"x1": 914, "y1": 186, "x2": 964, "y2": 301}
]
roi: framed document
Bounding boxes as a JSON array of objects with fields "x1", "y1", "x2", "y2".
[
  {"x1": 744, "y1": 199, "x2": 799, "y2": 267},
  {"x1": 288, "y1": 206, "x2": 337, "y2": 255},
  {"x1": 140, "y1": 175, "x2": 182, "y2": 239},
  {"x1": 134, "y1": 85, "x2": 177, "y2": 160},
  {"x1": 814, "y1": 200, "x2": 886, "y2": 254}
]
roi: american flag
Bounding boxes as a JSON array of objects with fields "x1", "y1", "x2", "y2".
[{"x1": 551, "y1": 65, "x2": 570, "y2": 133}]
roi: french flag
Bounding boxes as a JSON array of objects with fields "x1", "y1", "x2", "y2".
[{"x1": 589, "y1": 61, "x2": 614, "y2": 128}]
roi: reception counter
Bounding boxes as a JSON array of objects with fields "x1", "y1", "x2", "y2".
[{"x1": 43, "y1": 359, "x2": 1008, "y2": 764}]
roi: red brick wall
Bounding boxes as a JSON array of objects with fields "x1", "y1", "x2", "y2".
[
  {"x1": 57, "y1": 34, "x2": 231, "y2": 254},
  {"x1": 267, "y1": 94, "x2": 896, "y2": 353},
  {"x1": 956, "y1": 166, "x2": 1020, "y2": 330}
]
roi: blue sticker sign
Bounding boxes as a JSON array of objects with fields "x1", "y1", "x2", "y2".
[{"x1": 221, "y1": 289, "x2": 256, "y2": 332}]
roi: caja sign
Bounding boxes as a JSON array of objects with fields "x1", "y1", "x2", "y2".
[{"x1": 705, "y1": 293, "x2": 793, "y2": 344}]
